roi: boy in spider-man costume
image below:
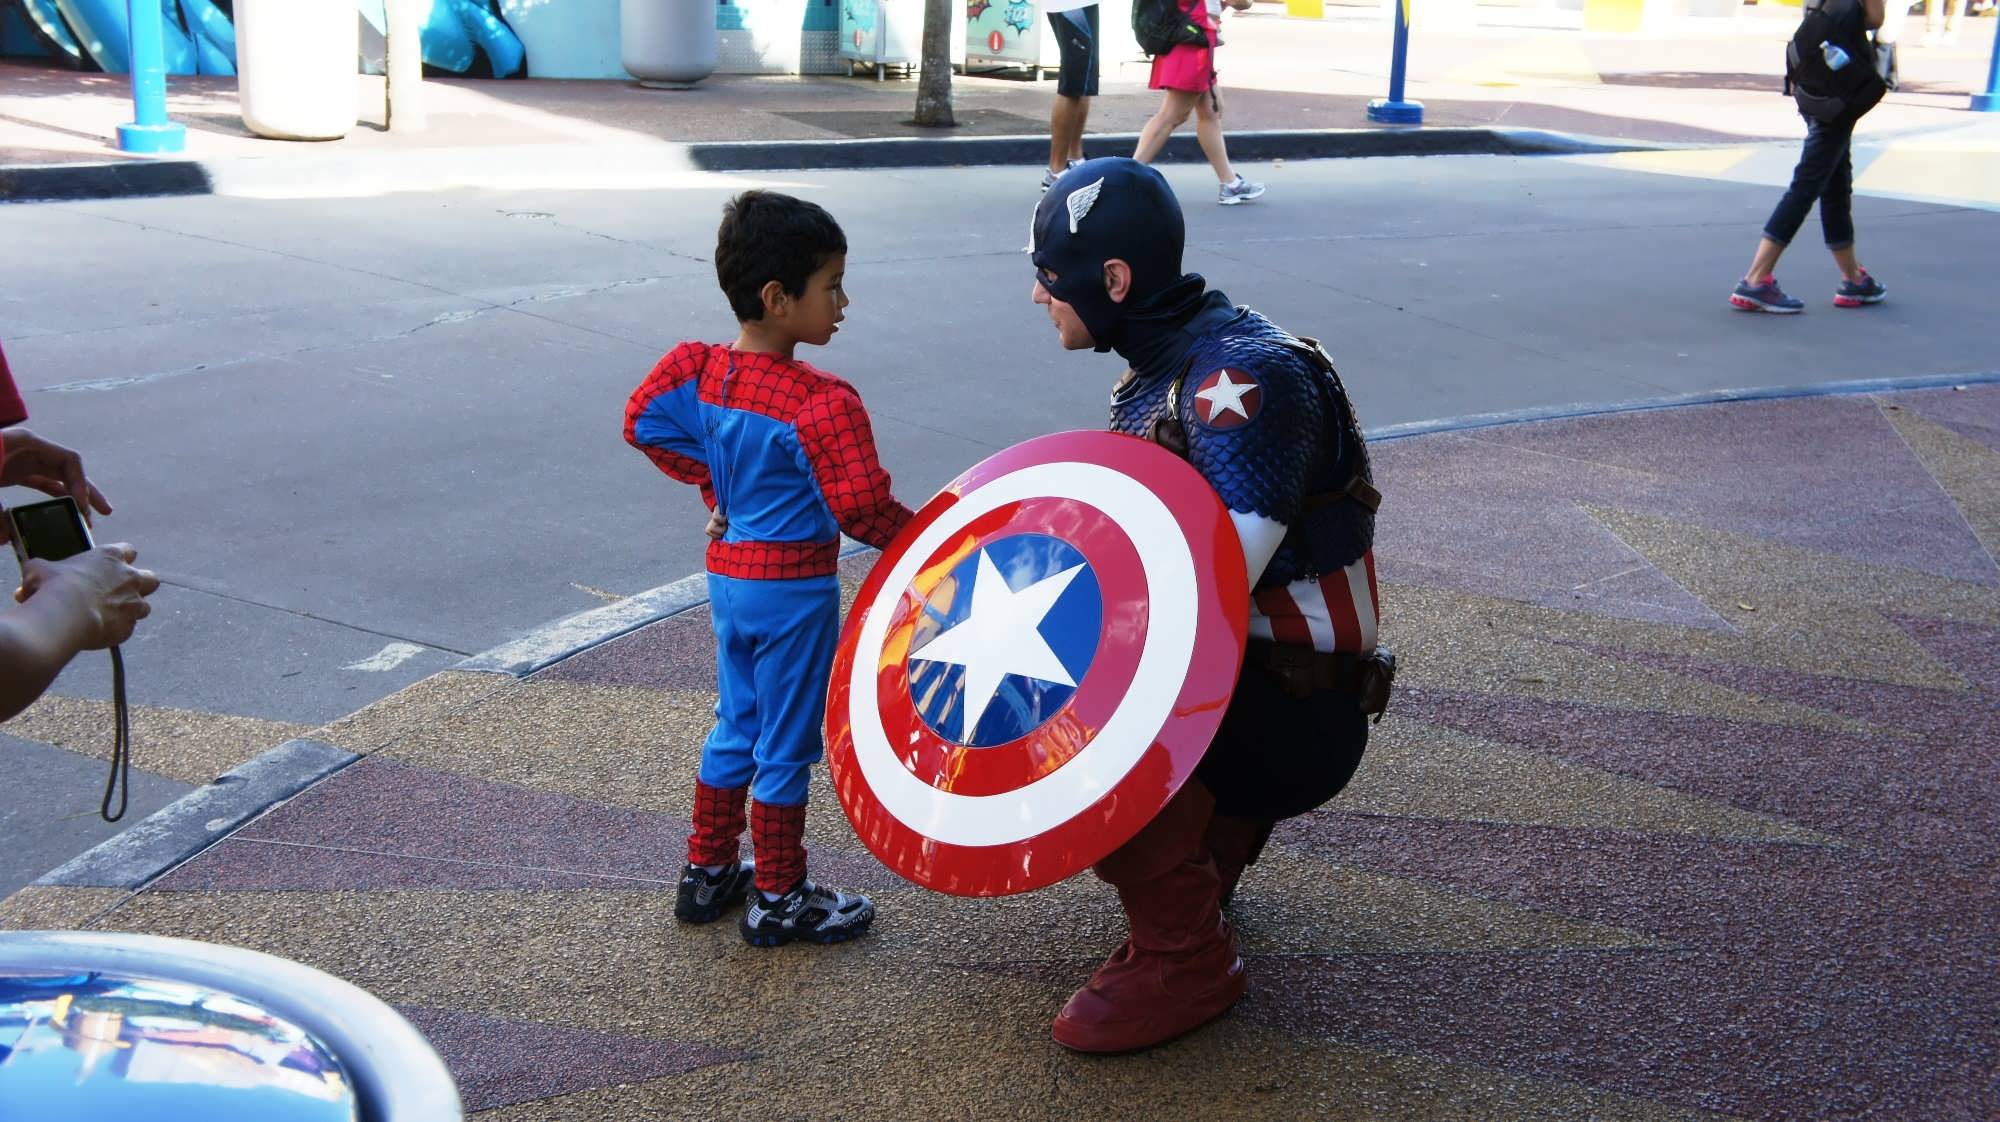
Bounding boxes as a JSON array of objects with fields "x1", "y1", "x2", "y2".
[
  {"x1": 1029, "y1": 158, "x2": 1391, "y2": 1052},
  {"x1": 625, "y1": 191, "x2": 914, "y2": 948}
]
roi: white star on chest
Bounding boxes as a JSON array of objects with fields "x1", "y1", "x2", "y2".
[
  {"x1": 1195, "y1": 370, "x2": 1257, "y2": 421},
  {"x1": 909, "y1": 549, "x2": 1084, "y2": 741}
]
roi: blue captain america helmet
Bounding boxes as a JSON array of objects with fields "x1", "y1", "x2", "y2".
[{"x1": 1029, "y1": 158, "x2": 1186, "y2": 352}]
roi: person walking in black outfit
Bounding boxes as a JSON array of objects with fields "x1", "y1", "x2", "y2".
[{"x1": 1731, "y1": 0, "x2": 1891, "y2": 314}]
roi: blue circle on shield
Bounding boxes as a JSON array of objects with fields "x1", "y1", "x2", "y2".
[{"x1": 905, "y1": 533, "x2": 1102, "y2": 747}]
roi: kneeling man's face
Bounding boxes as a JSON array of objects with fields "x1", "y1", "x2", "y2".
[{"x1": 1031, "y1": 274, "x2": 1094, "y2": 351}]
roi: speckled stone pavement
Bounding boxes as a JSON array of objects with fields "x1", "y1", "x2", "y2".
[{"x1": 6, "y1": 384, "x2": 1996, "y2": 1121}]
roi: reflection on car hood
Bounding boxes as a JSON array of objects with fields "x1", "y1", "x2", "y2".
[{"x1": 0, "y1": 970, "x2": 358, "y2": 1121}]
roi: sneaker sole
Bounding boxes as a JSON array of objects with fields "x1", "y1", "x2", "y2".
[
  {"x1": 740, "y1": 904, "x2": 872, "y2": 948},
  {"x1": 1730, "y1": 294, "x2": 1802, "y2": 314},
  {"x1": 675, "y1": 898, "x2": 741, "y2": 924},
  {"x1": 741, "y1": 915, "x2": 875, "y2": 948},
  {"x1": 1833, "y1": 294, "x2": 1885, "y2": 307},
  {"x1": 1217, "y1": 191, "x2": 1264, "y2": 206}
]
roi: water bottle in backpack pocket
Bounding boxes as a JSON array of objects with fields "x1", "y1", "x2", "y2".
[{"x1": 1784, "y1": 0, "x2": 1885, "y2": 123}]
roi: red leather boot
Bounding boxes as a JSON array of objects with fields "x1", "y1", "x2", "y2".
[
  {"x1": 1052, "y1": 783, "x2": 1246, "y2": 1053},
  {"x1": 1205, "y1": 814, "x2": 1275, "y2": 908}
]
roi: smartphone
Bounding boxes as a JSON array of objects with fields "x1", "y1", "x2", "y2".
[{"x1": 8, "y1": 496, "x2": 95, "y2": 570}]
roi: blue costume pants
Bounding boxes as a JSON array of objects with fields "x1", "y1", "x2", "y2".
[{"x1": 700, "y1": 573, "x2": 841, "y2": 808}]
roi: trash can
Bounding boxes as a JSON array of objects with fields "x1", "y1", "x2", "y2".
[
  {"x1": 623, "y1": 0, "x2": 717, "y2": 88},
  {"x1": 235, "y1": 0, "x2": 358, "y2": 140}
]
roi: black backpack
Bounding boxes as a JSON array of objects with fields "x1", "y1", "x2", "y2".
[
  {"x1": 1132, "y1": 0, "x2": 1208, "y2": 57},
  {"x1": 1785, "y1": 0, "x2": 1885, "y2": 123}
]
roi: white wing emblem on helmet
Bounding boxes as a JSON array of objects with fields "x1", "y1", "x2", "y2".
[{"x1": 1066, "y1": 177, "x2": 1105, "y2": 235}]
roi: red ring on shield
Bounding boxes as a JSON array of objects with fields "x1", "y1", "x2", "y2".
[
  {"x1": 875, "y1": 495, "x2": 1145, "y2": 798},
  {"x1": 827, "y1": 430, "x2": 1248, "y2": 897}
]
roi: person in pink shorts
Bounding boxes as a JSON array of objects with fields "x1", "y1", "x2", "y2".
[{"x1": 1132, "y1": 0, "x2": 1264, "y2": 205}]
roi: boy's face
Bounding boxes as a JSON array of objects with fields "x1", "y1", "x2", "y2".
[
  {"x1": 786, "y1": 253, "x2": 849, "y2": 347},
  {"x1": 1031, "y1": 273, "x2": 1095, "y2": 351}
]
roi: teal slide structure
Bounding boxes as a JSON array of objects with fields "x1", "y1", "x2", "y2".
[
  {"x1": 8, "y1": 0, "x2": 85, "y2": 65},
  {"x1": 6, "y1": 0, "x2": 524, "y2": 78},
  {"x1": 178, "y1": 0, "x2": 233, "y2": 74},
  {"x1": 357, "y1": 0, "x2": 524, "y2": 78},
  {"x1": 53, "y1": 0, "x2": 197, "y2": 73}
]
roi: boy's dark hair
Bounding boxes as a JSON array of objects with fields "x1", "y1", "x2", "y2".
[{"x1": 715, "y1": 191, "x2": 848, "y2": 323}]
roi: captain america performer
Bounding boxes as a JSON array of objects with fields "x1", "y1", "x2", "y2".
[
  {"x1": 1028, "y1": 157, "x2": 1390, "y2": 1052},
  {"x1": 625, "y1": 191, "x2": 915, "y2": 948}
]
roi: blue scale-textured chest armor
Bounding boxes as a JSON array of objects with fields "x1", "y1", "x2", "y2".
[{"x1": 1108, "y1": 309, "x2": 1375, "y2": 587}]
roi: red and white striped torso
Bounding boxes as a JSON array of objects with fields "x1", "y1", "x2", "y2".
[{"x1": 1248, "y1": 551, "x2": 1379, "y2": 653}]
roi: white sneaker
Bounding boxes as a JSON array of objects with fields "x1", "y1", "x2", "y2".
[
  {"x1": 1218, "y1": 175, "x2": 1265, "y2": 205},
  {"x1": 1041, "y1": 158, "x2": 1086, "y2": 193}
]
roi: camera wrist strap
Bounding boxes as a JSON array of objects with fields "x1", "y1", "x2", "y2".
[{"x1": 100, "y1": 645, "x2": 130, "y2": 822}]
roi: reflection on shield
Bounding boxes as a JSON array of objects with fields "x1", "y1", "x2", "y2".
[
  {"x1": 826, "y1": 431, "x2": 1248, "y2": 897},
  {"x1": 906, "y1": 533, "x2": 1102, "y2": 748}
]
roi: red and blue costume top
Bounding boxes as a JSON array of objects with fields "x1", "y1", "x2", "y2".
[{"x1": 625, "y1": 342, "x2": 913, "y2": 580}]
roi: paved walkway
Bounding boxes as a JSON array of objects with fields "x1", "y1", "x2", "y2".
[
  {"x1": 2, "y1": 6, "x2": 1995, "y2": 195},
  {"x1": 4, "y1": 6, "x2": 1997, "y2": 1116},
  {"x1": 7, "y1": 379, "x2": 1995, "y2": 1120}
]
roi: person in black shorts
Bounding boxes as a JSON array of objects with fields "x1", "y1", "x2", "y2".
[{"x1": 1042, "y1": 3, "x2": 1099, "y2": 192}]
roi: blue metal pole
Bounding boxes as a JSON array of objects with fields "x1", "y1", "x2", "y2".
[
  {"x1": 1387, "y1": 1, "x2": 1409, "y2": 103},
  {"x1": 117, "y1": 0, "x2": 187, "y2": 152},
  {"x1": 1973, "y1": 12, "x2": 1999, "y2": 112},
  {"x1": 1367, "y1": 0, "x2": 1424, "y2": 124}
]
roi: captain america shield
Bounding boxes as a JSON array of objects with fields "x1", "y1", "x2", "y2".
[{"x1": 826, "y1": 430, "x2": 1248, "y2": 897}]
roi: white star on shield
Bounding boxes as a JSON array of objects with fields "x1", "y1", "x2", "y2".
[
  {"x1": 1195, "y1": 369, "x2": 1257, "y2": 422},
  {"x1": 908, "y1": 548, "x2": 1084, "y2": 741}
]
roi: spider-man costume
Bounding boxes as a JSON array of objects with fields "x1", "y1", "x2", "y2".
[
  {"x1": 0, "y1": 342, "x2": 27, "y2": 467},
  {"x1": 626, "y1": 341, "x2": 913, "y2": 895},
  {"x1": 1030, "y1": 158, "x2": 1383, "y2": 1053}
]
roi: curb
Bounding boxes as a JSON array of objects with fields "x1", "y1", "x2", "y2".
[
  {"x1": 0, "y1": 159, "x2": 211, "y2": 203},
  {"x1": 21, "y1": 373, "x2": 1995, "y2": 910},
  {"x1": 0, "y1": 125, "x2": 1657, "y2": 203},
  {"x1": 1368, "y1": 370, "x2": 2000, "y2": 443},
  {"x1": 680, "y1": 125, "x2": 1652, "y2": 172},
  {"x1": 456, "y1": 539, "x2": 875, "y2": 677},
  {"x1": 36, "y1": 738, "x2": 356, "y2": 891}
]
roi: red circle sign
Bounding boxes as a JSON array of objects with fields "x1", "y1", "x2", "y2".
[{"x1": 827, "y1": 431, "x2": 1248, "y2": 897}]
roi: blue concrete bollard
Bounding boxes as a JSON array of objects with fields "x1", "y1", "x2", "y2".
[
  {"x1": 117, "y1": 0, "x2": 187, "y2": 152},
  {"x1": 1366, "y1": 0, "x2": 1423, "y2": 126},
  {"x1": 1973, "y1": 13, "x2": 1998, "y2": 112}
]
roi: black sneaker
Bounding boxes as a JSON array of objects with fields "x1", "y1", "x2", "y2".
[
  {"x1": 1729, "y1": 275, "x2": 1804, "y2": 314},
  {"x1": 739, "y1": 879, "x2": 875, "y2": 947},
  {"x1": 1834, "y1": 269, "x2": 1887, "y2": 308},
  {"x1": 675, "y1": 860, "x2": 754, "y2": 924}
]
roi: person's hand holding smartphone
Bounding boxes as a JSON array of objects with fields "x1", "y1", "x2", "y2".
[{"x1": 8, "y1": 497, "x2": 157, "y2": 650}]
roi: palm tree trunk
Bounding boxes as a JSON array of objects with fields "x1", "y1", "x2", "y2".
[{"x1": 913, "y1": 0, "x2": 956, "y2": 127}]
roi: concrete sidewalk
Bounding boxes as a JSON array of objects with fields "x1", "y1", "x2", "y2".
[
  {"x1": 2, "y1": 6, "x2": 1994, "y2": 198},
  {"x1": 7, "y1": 377, "x2": 1996, "y2": 1120}
]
